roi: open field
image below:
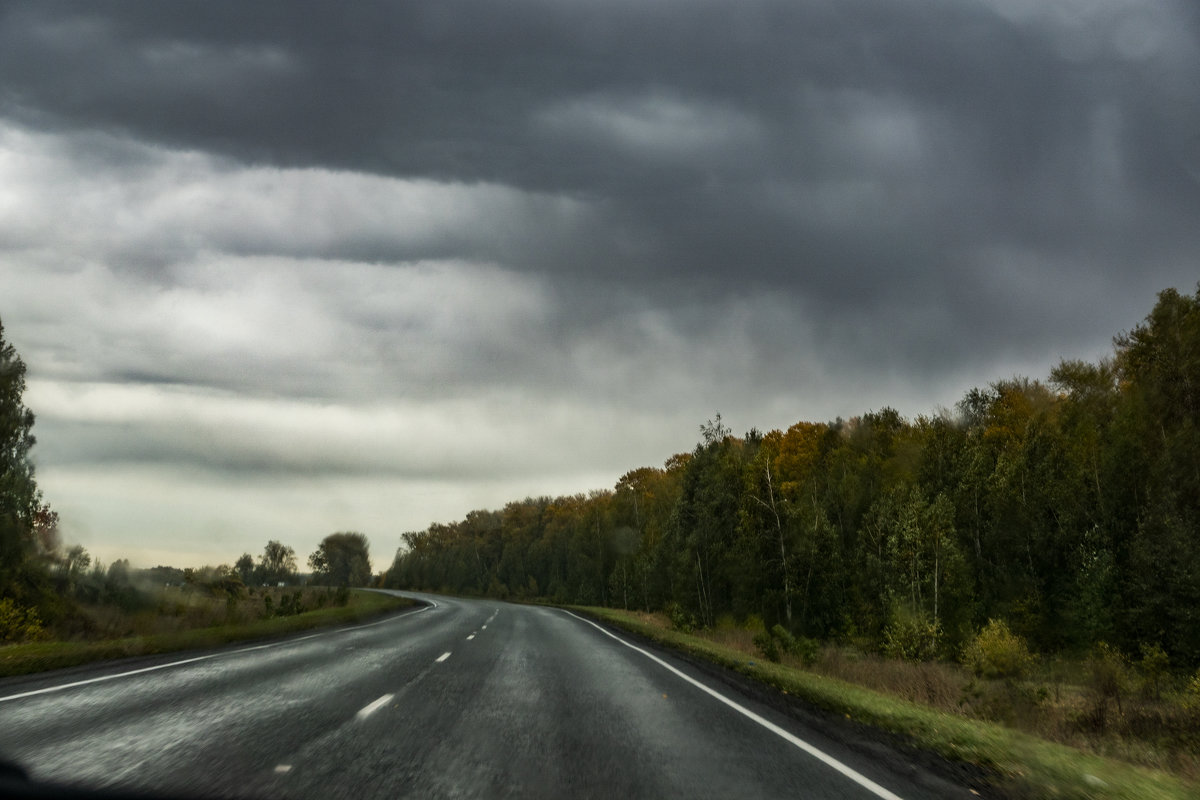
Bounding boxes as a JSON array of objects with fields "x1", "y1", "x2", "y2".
[
  {"x1": 0, "y1": 589, "x2": 414, "y2": 678},
  {"x1": 572, "y1": 606, "x2": 1200, "y2": 800}
]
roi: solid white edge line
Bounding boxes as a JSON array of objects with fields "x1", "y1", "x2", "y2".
[
  {"x1": 356, "y1": 693, "x2": 395, "y2": 720},
  {"x1": 0, "y1": 599, "x2": 435, "y2": 704},
  {"x1": 560, "y1": 609, "x2": 906, "y2": 800},
  {"x1": 436, "y1": 651, "x2": 451, "y2": 662}
]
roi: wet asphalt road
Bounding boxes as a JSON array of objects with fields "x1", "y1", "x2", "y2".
[{"x1": 0, "y1": 592, "x2": 971, "y2": 799}]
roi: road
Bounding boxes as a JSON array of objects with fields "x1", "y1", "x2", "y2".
[{"x1": 0, "y1": 592, "x2": 973, "y2": 799}]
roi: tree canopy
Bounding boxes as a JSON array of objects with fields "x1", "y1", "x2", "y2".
[{"x1": 309, "y1": 532, "x2": 372, "y2": 587}]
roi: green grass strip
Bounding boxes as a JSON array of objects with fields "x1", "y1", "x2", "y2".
[
  {"x1": 0, "y1": 591, "x2": 415, "y2": 679},
  {"x1": 571, "y1": 605, "x2": 1197, "y2": 800}
]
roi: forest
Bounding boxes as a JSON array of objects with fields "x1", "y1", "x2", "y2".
[{"x1": 386, "y1": 286, "x2": 1200, "y2": 668}]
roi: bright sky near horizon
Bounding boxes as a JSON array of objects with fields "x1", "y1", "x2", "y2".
[{"x1": 1, "y1": 0, "x2": 1198, "y2": 569}]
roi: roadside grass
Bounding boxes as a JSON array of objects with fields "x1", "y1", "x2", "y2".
[
  {"x1": 0, "y1": 590, "x2": 414, "y2": 678},
  {"x1": 571, "y1": 606, "x2": 1198, "y2": 800}
]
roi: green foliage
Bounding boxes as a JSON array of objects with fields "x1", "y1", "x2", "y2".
[
  {"x1": 0, "y1": 318, "x2": 43, "y2": 591},
  {"x1": 308, "y1": 532, "x2": 371, "y2": 587},
  {"x1": 258, "y1": 540, "x2": 298, "y2": 585},
  {"x1": 0, "y1": 598, "x2": 44, "y2": 643},
  {"x1": 274, "y1": 590, "x2": 304, "y2": 617},
  {"x1": 664, "y1": 601, "x2": 695, "y2": 634},
  {"x1": 1183, "y1": 669, "x2": 1200, "y2": 713},
  {"x1": 757, "y1": 623, "x2": 820, "y2": 666},
  {"x1": 752, "y1": 629, "x2": 779, "y2": 662},
  {"x1": 962, "y1": 619, "x2": 1034, "y2": 681},
  {"x1": 1086, "y1": 642, "x2": 1132, "y2": 732},
  {"x1": 883, "y1": 607, "x2": 941, "y2": 662},
  {"x1": 1137, "y1": 643, "x2": 1169, "y2": 700}
]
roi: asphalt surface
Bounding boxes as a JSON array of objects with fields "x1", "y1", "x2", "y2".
[{"x1": 0, "y1": 592, "x2": 976, "y2": 799}]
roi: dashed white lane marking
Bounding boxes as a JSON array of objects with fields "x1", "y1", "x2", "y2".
[
  {"x1": 0, "y1": 600, "x2": 435, "y2": 704},
  {"x1": 467, "y1": 634, "x2": 476, "y2": 640},
  {"x1": 436, "y1": 651, "x2": 451, "y2": 663},
  {"x1": 274, "y1": 765, "x2": 292, "y2": 774},
  {"x1": 560, "y1": 610, "x2": 906, "y2": 800},
  {"x1": 356, "y1": 693, "x2": 395, "y2": 720}
]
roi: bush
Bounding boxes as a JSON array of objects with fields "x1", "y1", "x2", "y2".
[
  {"x1": 883, "y1": 611, "x2": 940, "y2": 662},
  {"x1": 664, "y1": 602, "x2": 695, "y2": 634},
  {"x1": 1184, "y1": 668, "x2": 1200, "y2": 713},
  {"x1": 752, "y1": 624, "x2": 820, "y2": 665},
  {"x1": 769, "y1": 624, "x2": 820, "y2": 666},
  {"x1": 1085, "y1": 642, "x2": 1131, "y2": 732},
  {"x1": 0, "y1": 598, "x2": 45, "y2": 643},
  {"x1": 962, "y1": 619, "x2": 1034, "y2": 681},
  {"x1": 753, "y1": 629, "x2": 780, "y2": 662},
  {"x1": 1136, "y1": 642, "x2": 1169, "y2": 700}
]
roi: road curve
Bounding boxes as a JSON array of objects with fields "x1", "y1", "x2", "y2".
[{"x1": 0, "y1": 592, "x2": 972, "y2": 799}]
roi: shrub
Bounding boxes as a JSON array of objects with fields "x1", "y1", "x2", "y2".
[
  {"x1": 750, "y1": 624, "x2": 821, "y2": 665},
  {"x1": 771, "y1": 623, "x2": 796, "y2": 653},
  {"x1": 883, "y1": 611, "x2": 940, "y2": 662},
  {"x1": 664, "y1": 602, "x2": 695, "y2": 634},
  {"x1": 0, "y1": 598, "x2": 45, "y2": 643},
  {"x1": 753, "y1": 630, "x2": 780, "y2": 662},
  {"x1": 962, "y1": 619, "x2": 1034, "y2": 681},
  {"x1": 1184, "y1": 668, "x2": 1200, "y2": 713},
  {"x1": 769, "y1": 624, "x2": 820, "y2": 666},
  {"x1": 1085, "y1": 642, "x2": 1131, "y2": 732},
  {"x1": 1136, "y1": 642, "x2": 1169, "y2": 700}
]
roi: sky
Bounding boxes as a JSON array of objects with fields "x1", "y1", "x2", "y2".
[{"x1": 1, "y1": 0, "x2": 1198, "y2": 569}]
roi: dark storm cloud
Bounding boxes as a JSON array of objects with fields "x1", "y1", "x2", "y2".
[
  {"x1": 4, "y1": 0, "x2": 1200, "y2": 561},
  {"x1": 4, "y1": 0, "x2": 1196, "y2": 369},
  {"x1": 1, "y1": 0, "x2": 1198, "y2": 431}
]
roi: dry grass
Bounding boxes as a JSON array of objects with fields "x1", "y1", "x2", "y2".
[
  {"x1": 76, "y1": 586, "x2": 345, "y2": 640},
  {"x1": 0, "y1": 590, "x2": 414, "y2": 678},
  {"x1": 811, "y1": 646, "x2": 968, "y2": 710}
]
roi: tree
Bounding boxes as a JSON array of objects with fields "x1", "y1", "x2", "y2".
[
  {"x1": 0, "y1": 317, "x2": 42, "y2": 592},
  {"x1": 258, "y1": 540, "x2": 297, "y2": 585},
  {"x1": 309, "y1": 532, "x2": 372, "y2": 587},
  {"x1": 234, "y1": 553, "x2": 256, "y2": 585}
]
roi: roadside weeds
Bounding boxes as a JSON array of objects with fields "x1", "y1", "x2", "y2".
[
  {"x1": 568, "y1": 605, "x2": 1198, "y2": 800},
  {"x1": 0, "y1": 591, "x2": 416, "y2": 679}
]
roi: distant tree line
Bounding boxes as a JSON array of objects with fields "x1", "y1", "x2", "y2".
[{"x1": 386, "y1": 286, "x2": 1200, "y2": 668}]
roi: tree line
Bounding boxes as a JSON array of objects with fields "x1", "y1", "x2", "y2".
[{"x1": 386, "y1": 286, "x2": 1200, "y2": 667}]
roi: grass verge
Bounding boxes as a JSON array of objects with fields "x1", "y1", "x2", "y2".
[
  {"x1": 0, "y1": 590, "x2": 415, "y2": 678},
  {"x1": 571, "y1": 605, "x2": 1198, "y2": 800}
]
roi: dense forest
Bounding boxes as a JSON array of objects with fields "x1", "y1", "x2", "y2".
[{"x1": 387, "y1": 286, "x2": 1200, "y2": 668}]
